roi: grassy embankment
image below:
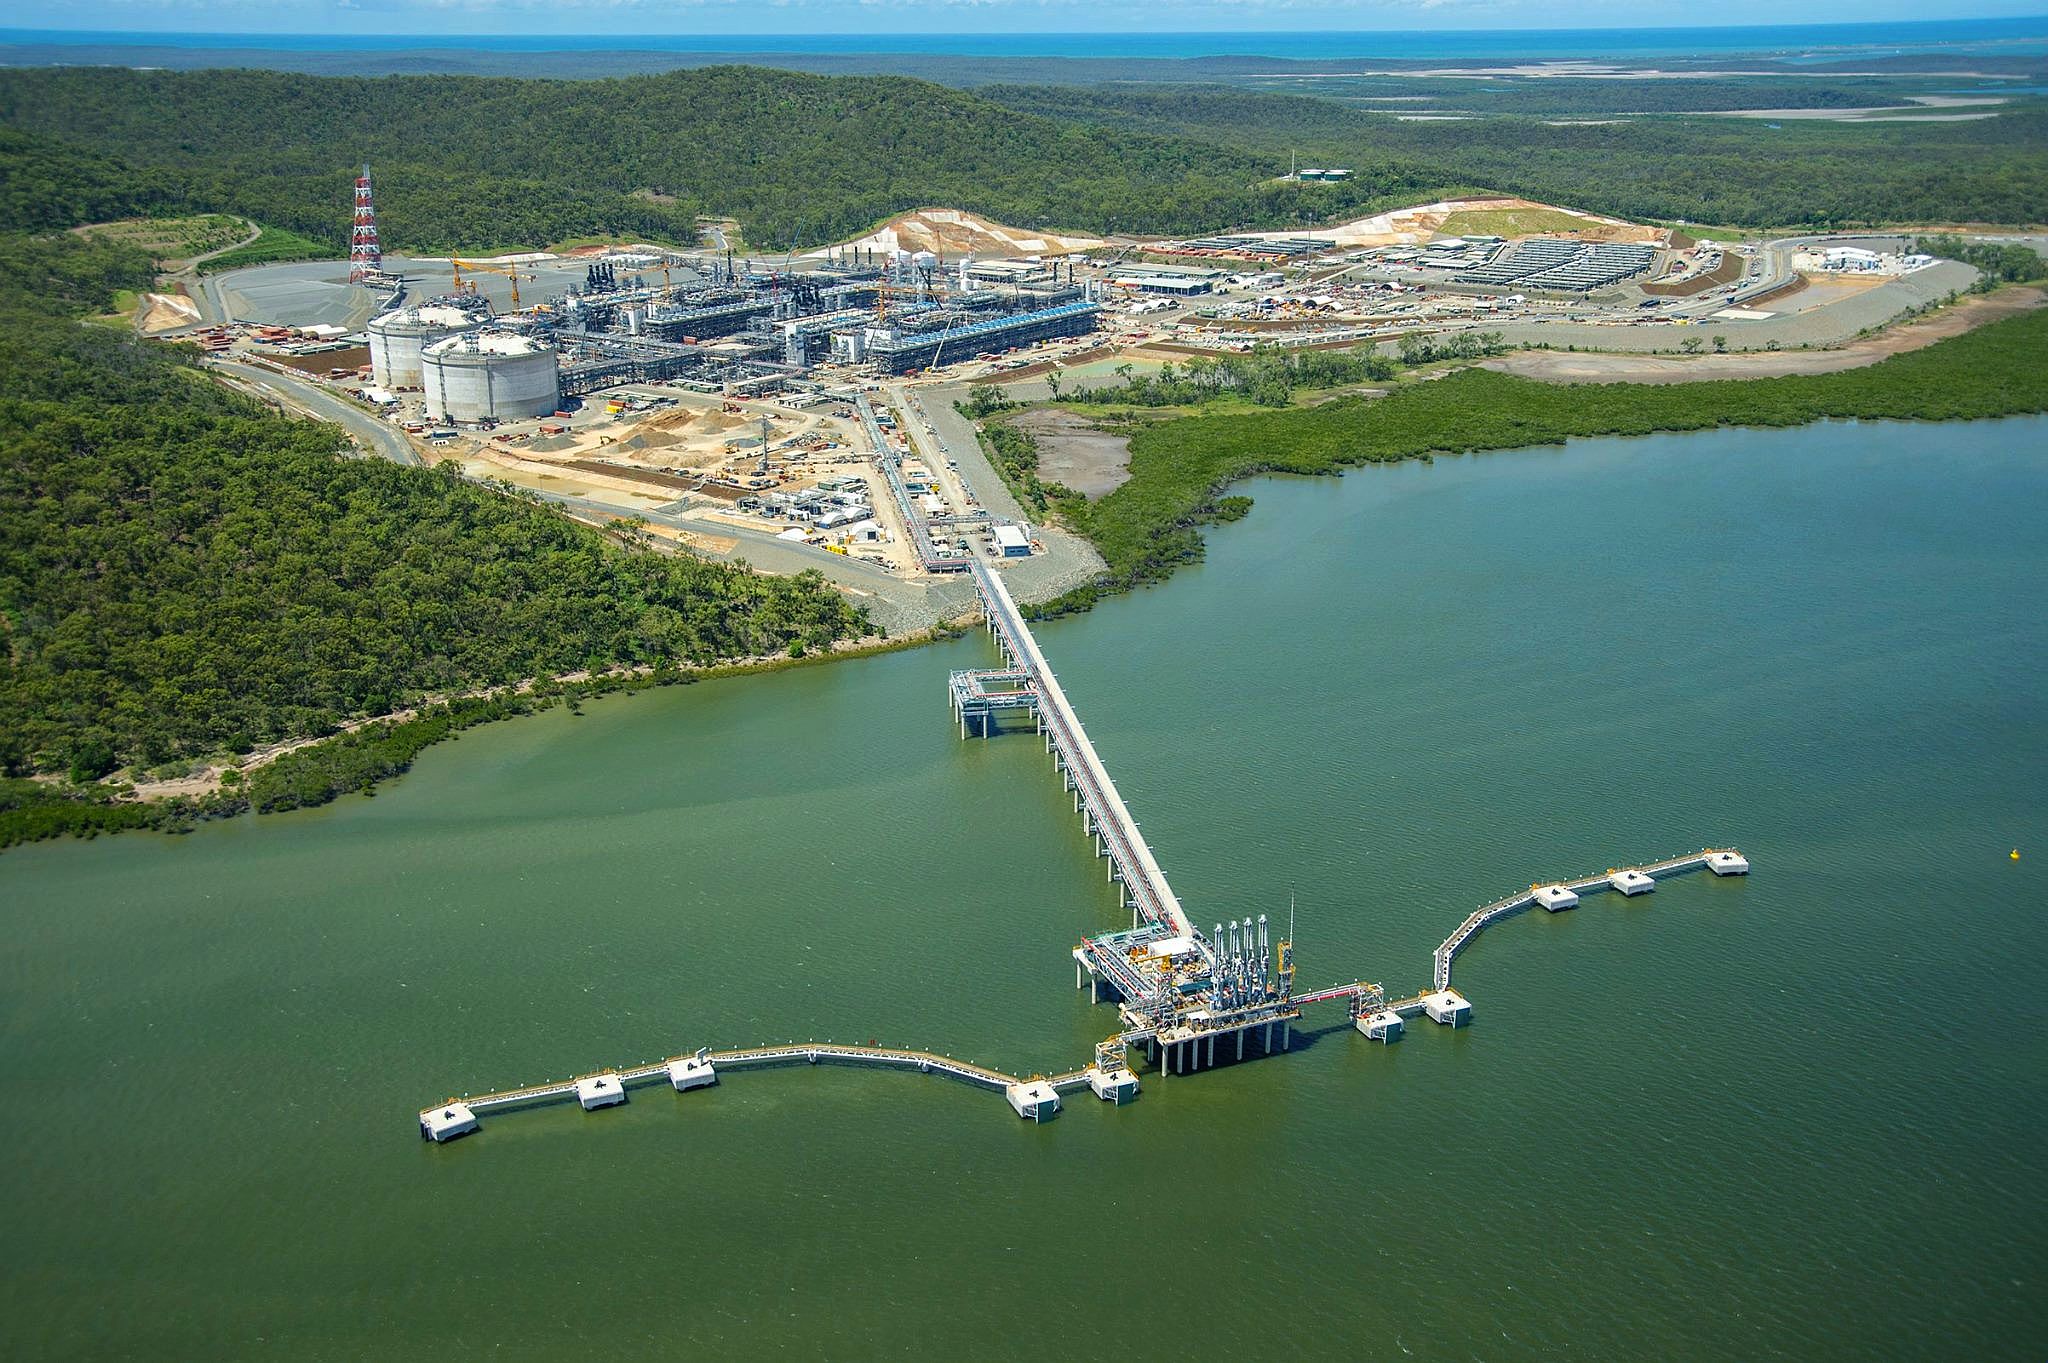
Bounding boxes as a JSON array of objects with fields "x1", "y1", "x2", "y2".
[
  {"x1": 196, "y1": 223, "x2": 326, "y2": 273},
  {"x1": 1021, "y1": 307, "x2": 2048, "y2": 616},
  {"x1": 75, "y1": 213, "x2": 250, "y2": 261}
]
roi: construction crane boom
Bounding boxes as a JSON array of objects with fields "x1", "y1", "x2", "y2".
[{"x1": 450, "y1": 258, "x2": 537, "y2": 309}]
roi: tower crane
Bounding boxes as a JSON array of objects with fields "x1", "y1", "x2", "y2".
[
  {"x1": 874, "y1": 281, "x2": 905, "y2": 324},
  {"x1": 450, "y1": 258, "x2": 538, "y2": 309}
]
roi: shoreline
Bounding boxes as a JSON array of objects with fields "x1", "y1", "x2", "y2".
[
  {"x1": 1014, "y1": 305, "x2": 2048, "y2": 617},
  {"x1": 14, "y1": 299, "x2": 2045, "y2": 852},
  {"x1": 0, "y1": 627, "x2": 967, "y2": 853}
]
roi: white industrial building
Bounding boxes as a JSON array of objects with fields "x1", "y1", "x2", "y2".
[
  {"x1": 1822, "y1": 246, "x2": 1884, "y2": 271},
  {"x1": 1111, "y1": 267, "x2": 1223, "y2": 297},
  {"x1": 420, "y1": 330, "x2": 561, "y2": 424},
  {"x1": 367, "y1": 304, "x2": 484, "y2": 388}
]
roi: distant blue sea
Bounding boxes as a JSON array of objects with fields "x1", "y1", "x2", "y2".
[{"x1": 6, "y1": 17, "x2": 2048, "y2": 61}]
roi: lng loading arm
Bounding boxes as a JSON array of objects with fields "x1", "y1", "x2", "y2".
[{"x1": 419, "y1": 557, "x2": 1748, "y2": 1141}]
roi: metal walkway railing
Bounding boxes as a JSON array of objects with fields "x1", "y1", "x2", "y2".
[
  {"x1": 1431, "y1": 849, "x2": 1738, "y2": 990},
  {"x1": 971, "y1": 559, "x2": 1193, "y2": 939}
]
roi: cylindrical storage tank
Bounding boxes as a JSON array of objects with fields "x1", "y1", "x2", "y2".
[
  {"x1": 367, "y1": 304, "x2": 484, "y2": 389},
  {"x1": 420, "y1": 331, "x2": 560, "y2": 424},
  {"x1": 911, "y1": 250, "x2": 938, "y2": 275}
]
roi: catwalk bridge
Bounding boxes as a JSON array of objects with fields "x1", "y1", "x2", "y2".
[
  {"x1": 955, "y1": 558, "x2": 1192, "y2": 938},
  {"x1": 420, "y1": 555, "x2": 1749, "y2": 1143}
]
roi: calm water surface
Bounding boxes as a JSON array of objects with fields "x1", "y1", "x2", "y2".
[{"x1": 3, "y1": 417, "x2": 2044, "y2": 1360}]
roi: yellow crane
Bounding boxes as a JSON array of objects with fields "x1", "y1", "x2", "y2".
[
  {"x1": 874, "y1": 279, "x2": 932, "y2": 324},
  {"x1": 450, "y1": 258, "x2": 537, "y2": 309}
]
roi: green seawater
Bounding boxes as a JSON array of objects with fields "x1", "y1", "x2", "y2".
[{"x1": 3, "y1": 417, "x2": 2044, "y2": 1361}]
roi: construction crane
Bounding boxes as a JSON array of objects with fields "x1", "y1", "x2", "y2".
[
  {"x1": 874, "y1": 280, "x2": 925, "y2": 324},
  {"x1": 450, "y1": 258, "x2": 537, "y2": 309},
  {"x1": 645, "y1": 252, "x2": 684, "y2": 296}
]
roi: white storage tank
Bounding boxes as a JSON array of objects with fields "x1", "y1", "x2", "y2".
[
  {"x1": 421, "y1": 331, "x2": 560, "y2": 424},
  {"x1": 368, "y1": 304, "x2": 483, "y2": 388}
]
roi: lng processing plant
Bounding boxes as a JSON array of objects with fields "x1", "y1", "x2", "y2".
[
  {"x1": 336, "y1": 164, "x2": 1106, "y2": 427},
  {"x1": 417, "y1": 556, "x2": 1749, "y2": 1142}
]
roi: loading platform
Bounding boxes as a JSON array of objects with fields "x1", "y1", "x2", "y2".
[{"x1": 418, "y1": 552, "x2": 1749, "y2": 1143}]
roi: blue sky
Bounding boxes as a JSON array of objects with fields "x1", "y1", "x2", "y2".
[{"x1": 8, "y1": 0, "x2": 2046, "y2": 38}]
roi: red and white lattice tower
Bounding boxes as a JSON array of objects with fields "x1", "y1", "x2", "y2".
[{"x1": 349, "y1": 164, "x2": 381, "y2": 282}]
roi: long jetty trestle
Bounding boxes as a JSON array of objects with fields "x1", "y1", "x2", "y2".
[{"x1": 418, "y1": 557, "x2": 1749, "y2": 1143}]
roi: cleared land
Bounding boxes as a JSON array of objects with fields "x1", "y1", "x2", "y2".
[
  {"x1": 73, "y1": 214, "x2": 249, "y2": 265},
  {"x1": 1012, "y1": 408, "x2": 1133, "y2": 497},
  {"x1": 1483, "y1": 285, "x2": 2048, "y2": 384},
  {"x1": 1437, "y1": 205, "x2": 1613, "y2": 238},
  {"x1": 817, "y1": 207, "x2": 1102, "y2": 258},
  {"x1": 1246, "y1": 195, "x2": 1667, "y2": 248}
]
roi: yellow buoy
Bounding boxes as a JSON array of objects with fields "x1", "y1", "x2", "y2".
[{"x1": 2013, "y1": 848, "x2": 2022, "y2": 861}]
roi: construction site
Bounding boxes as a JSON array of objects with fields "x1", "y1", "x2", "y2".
[{"x1": 167, "y1": 178, "x2": 1990, "y2": 624}]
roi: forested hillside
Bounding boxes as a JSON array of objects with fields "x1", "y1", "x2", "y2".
[
  {"x1": 0, "y1": 233, "x2": 866, "y2": 785},
  {"x1": 0, "y1": 67, "x2": 1449, "y2": 252},
  {"x1": 4, "y1": 67, "x2": 2043, "y2": 255},
  {"x1": 982, "y1": 84, "x2": 2048, "y2": 228},
  {"x1": 4, "y1": 66, "x2": 2042, "y2": 255}
]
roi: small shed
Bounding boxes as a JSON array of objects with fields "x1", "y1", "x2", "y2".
[
  {"x1": 667, "y1": 1055, "x2": 717, "y2": 1091},
  {"x1": 1089, "y1": 1067, "x2": 1140, "y2": 1104},
  {"x1": 1423, "y1": 990, "x2": 1472, "y2": 1027},
  {"x1": 1005, "y1": 1080, "x2": 1061, "y2": 1122},
  {"x1": 576, "y1": 1074, "x2": 627, "y2": 1110},
  {"x1": 420, "y1": 1103, "x2": 479, "y2": 1142},
  {"x1": 1607, "y1": 869, "x2": 1656, "y2": 896},
  {"x1": 1356, "y1": 1010, "x2": 1404, "y2": 1043}
]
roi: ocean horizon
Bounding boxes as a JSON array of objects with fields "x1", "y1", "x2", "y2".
[{"x1": 6, "y1": 16, "x2": 2048, "y2": 62}]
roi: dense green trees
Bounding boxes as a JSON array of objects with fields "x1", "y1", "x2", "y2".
[
  {"x1": 0, "y1": 66, "x2": 1287, "y2": 252},
  {"x1": 985, "y1": 84, "x2": 2048, "y2": 230},
  {"x1": 3, "y1": 66, "x2": 2041, "y2": 257},
  {"x1": 0, "y1": 230, "x2": 156, "y2": 318},
  {"x1": 0, "y1": 128, "x2": 191, "y2": 231},
  {"x1": 1916, "y1": 236, "x2": 2045, "y2": 288},
  {"x1": 1067, "y1": 347, "x2": 1401, "y2": 408},
  {"x1": 1036, "y1": 310, "x2": 2048, "y2": 615},
  {"x1": 0, "y1": 232, "x2": 868, "y2": 783}
]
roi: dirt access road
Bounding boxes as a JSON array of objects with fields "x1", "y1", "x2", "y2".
[{"x1": 1482, "y1": 285, "x2": 2046, "y2": 384}]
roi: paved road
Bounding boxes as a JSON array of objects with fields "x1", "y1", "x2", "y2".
[
  {"x1": 200, "y1": 358, "x2": 972, "y2": 631},
  {"x1": 146, "y1": 217, "x2": 262, "y2": 329},
  {"x1": 206, "y1": 358, "x2": 421, "y2": 466},
  {"x1": 918, "y1": 382, "x2": 1107, "y2": 605},
  {"x1": 520, "y1": 487, "x2": 976, "y2": 635}
]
